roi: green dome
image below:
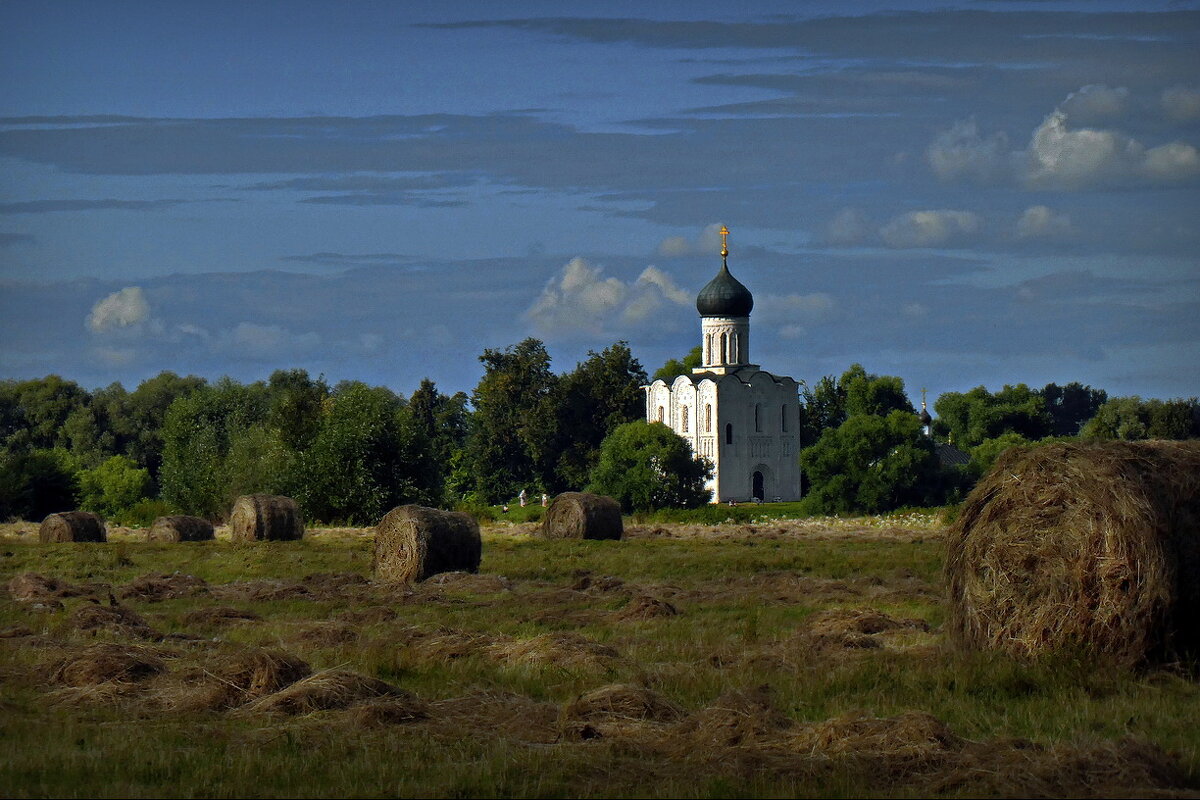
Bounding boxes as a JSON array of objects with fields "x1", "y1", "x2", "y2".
[{"x1": 696, "y1": 261, "x2": 753, "y2": 317}]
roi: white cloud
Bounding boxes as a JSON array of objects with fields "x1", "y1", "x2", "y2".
[
  {"x1": 762, "y1": 293, "x2": 837, "y2": 339},
  {"x1": 1059, "y1": 84, "x2": 1129, "y2": 121},
  {"x1": 879, "y1": 210, "x2": 980, "y2": 248},
  {"x1": 223, "y1": 322, "x2": 321, "y2": 358},
  {"x1": 1016, "y1": 205, "x2": 1073, "y2": 239},
  {"x1": 824, "y1": 208, "x2": 873, "y2": 246},
  {"x1": 1161, "y1": 85, "x2": 1200, "y2": 122},
  {"x1": 655, "y1": 223, "x2": 725, "y2": 257},
  {"x1": 525, "y1": 257, "x2": 691, "y2": 337},
  {"x1": 903, "y1": 303, "x2": 929, "y2": 318},
  {"x1": 926, "y1": 118, "x2": 1011, "y2": 183},
  {"x1": 1143, "y1": 141, "x2": 1200, "y2": 180},
  {"x1": 86, "y1": 286, "x2": 151, "y2": 333},
  {"x1": 929, "y1": 87, "x2": 1200, "y2": 190}
]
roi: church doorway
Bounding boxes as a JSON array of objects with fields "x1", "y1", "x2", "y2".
[{"x1": 752, "y1": 471, "x2": 764, "y2": 501}]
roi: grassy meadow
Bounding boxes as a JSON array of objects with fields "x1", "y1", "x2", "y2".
[{"x1": 1, "y1": 514, "x2": 1197, "y2": 798}]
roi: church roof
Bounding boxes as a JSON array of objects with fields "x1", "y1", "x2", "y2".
[
  {"x1": 696, "y1": 260, "x2": 754, "y2": 317},
  {"x1": 935, "y1": 442, "x2": 970, "y2": 467}
]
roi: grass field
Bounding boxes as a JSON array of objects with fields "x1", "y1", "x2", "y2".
[{"x1": 1, "y1": 515, "x2": 1197, "y2": 798}]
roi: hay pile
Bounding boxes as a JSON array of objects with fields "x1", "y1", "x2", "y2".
[
  {"x1": 119, "y1": 573, "x2": 209, "y2": 602},
  {"x1": 246, "y1": 669, "x2": 404, "y2": 714},
  {"x1": 488, "y1": 632, "x2": 621, "y2": 672},
  {"x1": 373, "y1": 505, "x2": 481, "y2": 583},
  {"x1": 228, "y1": 495, "x2": 304, "y2": 542},
  {"x1": 38, "y1": 511, "x2": 105, "y2": 543},
  {"x1": 70, "y1": 602, "x2": 160, "y2": 639},
  {"x1": 946, "y1": 440, "x2": 1200, "y2": 665},
  {"x1": 48, "y1": 643, "x2": 165, "y2": 687},
  {"x1": 540, "y1": 492, "x2": 623, "y2": 540},
  {"x1": 559, "y1": 683, "x2": 684, "y2": 740},
  {"x1": 146, "y1": 515, "x2": 214, "y2": 542}
]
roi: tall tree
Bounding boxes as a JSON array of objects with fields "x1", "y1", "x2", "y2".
[
  {"x1": 551, "y1": 341, "x2": 648, "y2": 491},
  {"x1": 934, "y1": 384, "x2": 1051, "y2": 448},
  {"x1": 409, "y1": 378, "x2": 471, "y2": 504},
  {"x1": 467, "y1": 338, "x2": 558, "y2": 503},
  {"x1": 651, "y1": 345, "x2": 702, "y2": 382},
  {"x1": 266, "y1": 369, "x2": 328, "y2": 451},
  {"x1": 1040, "y1": 382, "x2": 1107, "y2": 437}
]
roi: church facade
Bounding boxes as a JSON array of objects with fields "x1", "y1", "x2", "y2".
[{"x1": 644, "y1": 228, "x2": 802, "y2": 503}]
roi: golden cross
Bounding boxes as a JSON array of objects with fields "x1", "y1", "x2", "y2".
[
  {"x1": 921, "y1": 387, "x2": 928, "y2": 409},
  {"x1": 719, "y1": 225, "x2": 729, "y2": 258}
]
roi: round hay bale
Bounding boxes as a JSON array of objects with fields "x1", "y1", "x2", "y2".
[
  {"x1": 38, "y1": 511, "x2": 105, "y2": 543},
  {"x1": 147, "y1": 515, "x2": 214, "y2": 542},
  {"x1": 946, "y1": 440, "x2": 1200, "y2": 666},
  {"x1": 540, "y1": 492, "x2": 623, "y2": 540},
  {"x1": 373, "y1": 505, "x2": 481, "y2": 584},
  {"x1": 228, "y1": 495, "x2": 304, "y2": 542}
]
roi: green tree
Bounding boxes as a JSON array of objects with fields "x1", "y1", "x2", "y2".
[
  {"x1": 77, "y1": 455, "x2": 153, "y2": 522},
  {"x1": 934, "y1": 384, "x2": 1051, "y2": 448},
  {"x1": 799, "y1": 364, "x2": 912, "y2": 447},
  {"x1": 1040, "y1": 382, "x2": 1107, "y2": 437},
  {"x1": 159, "y1": 379, "x2": 269, "y2": 517},
  {"x1": 409, "y1": 378, "x2": 472, "y2": 504},
  {"x1": 1081, "y1": 396, "x2": 1199, "y2": 441},
  {"x1": 0, "y1": 449, "x2": 78, "y2": 521},
  {"x1": 588, "y1": 421, "x2": 712, "y2": 512},
  {"x1": 296, "y1": 382, "x2": 436, "y2": 523},
  {"x1": 800, "y1": 410, "x2": 942, "y2": 514},
  {"x1": 551, "y1": 341, "x2": 648, "y2": 491},
  {"x1": 651, "y1": 345, "x2": 702, "y2": 382},
  {"x1": 467, "y1": 338, "x2": 558, "y2": 503},
  {"x1": 967, "y1": 432, "x2": 1033, "y2": 479},
  {"x1": 266, "y1": 369, "x2": 328, "y2": 451},
  {"x1": 121, "y1": 372, "x2": 207, "y2": 483},
  {"x1": 1, "y1": 375, "x2": 89, "y2": 453}
]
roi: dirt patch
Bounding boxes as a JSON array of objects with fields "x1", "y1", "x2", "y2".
[{"x1": 119, "y1": 573, "x2": 209, "y2": 602}]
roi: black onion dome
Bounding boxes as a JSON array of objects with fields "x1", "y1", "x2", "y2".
[
  {"x1": 919, "y1": 408, "x2": 933, "y2": 425},
  {"x1": 696, "y1": 261, "x2": 754, "y2": 317}
]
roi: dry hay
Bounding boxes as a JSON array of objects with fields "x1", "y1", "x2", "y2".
[
  {"x1": 180, "y1": 606, "x2": 261, "y2": 628},
  {"x1": 800, "y1": 608, "x2": 931, "y2": 651},
  {"x1": 228, "y1": 494, "x2": 304, "y2": 542},
  {"x1": 160, "y1": 648, "x2": 311, "y2": 712},
  {"x1": 488, "y1": 632, "x2": 621, "y2": 672},
  {"x1": 70, "y1": 601, "x2": 159, "y2": 639},
  {"x1": 0, "y1": 625, "x2": 34, "y2": 638},
  {"x1": 682, "y1": 685, "x2": 795, "y2": 750},
  {"x1": 146, "y1": 515, "x2": 214, "y2": 542},
  {"x1": 423, "y1": 571, "x2": 510, "y2": 593},
  {"x1": 347, "y1": 695, "x2": 431, "y2": 726},
  {"x1": 119, "y1": 572, "x2": 209, "y2": 602},
  {"x1": 571, "y1": 572, "x2": 627, "y2": 593},
  {"x1": 559, "y1": 683, "x2": 684, "y2": 740},
  {"x1": 429, "y1": 690, "x2": 559, "y2": 744},
  {"x1": 946, "y1": 440, "x2": 1200, "y2": 666},
  {"x1": 615, "y1": 594, "x2": 680, "y2": 621},
  {"x1": 540, "y1": 492, "x2": 623, "y2": 540},
  {"x1": 7, "y1": 572, "x2": 102, "y2": 602},
  {"x1": 373, "y1": 505, "x2": 481, "y2": 584},
  {"x1": 47, "y1": 642, "x2": 165, "y2": 687},
  {"x1": 38, "y1": 511, "x2": 105, "y2": 543},
  {"x1": 210, "y1": 579, "x2": 312, "y2": 602},
  {"x1": 392, "y1": 625, "x2": 499, "y2": 663},
  {"x1": 790, "y1": 711, "x2": 962, "y2": 771},
  {"x1": 246, "y1": 668, "x2": 403, "y2": 715},
  {"x1": 291, "y1": 621, "x2": 358, "y2": 647}
]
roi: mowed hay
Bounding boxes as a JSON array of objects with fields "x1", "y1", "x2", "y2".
[
  {"x1": 541, "y1": 492, "x2": 623, "y2": 540},
  {"x1": 946, "y1": 440, "x2": 1200, "y2": 666},
  {"x1": 38, "y1": 511, "x2": 105, "y2": 543},
  {"x1": 147, "y1": 515, "x2": 214, "y2": 542},
  {"x1": 373, "y1": 505, "x2": 481, "y2": 584},
  {"x1": 228, "y1": 495, "x2": 304, "y2": 542}
]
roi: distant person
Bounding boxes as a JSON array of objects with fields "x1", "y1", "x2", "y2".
[
  {"x1": 502, "y1": 504, "x2": 509, "y2": 513},
  {"x1": 518, "y1": 489, "x2": 527, "y2": 507},
  {"x1": 541, "y1": 493, "x2": 548, "y2": 507}
]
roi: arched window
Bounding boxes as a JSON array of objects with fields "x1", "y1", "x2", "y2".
[
  {"x1": 720, "y1": 332, "x2": 728, "y2": 364},
  {"x1": 657, "y1": 406, "x2": 664, "y2": 423},
  {"x1": 754, "y1": 403, "x2": 762, "y2": 433},
  {"x1": 730, "y1": 332, "x2": 739, "y2": 363},
  {"x1": 705, "y1": 333, "x2": 712, "y2": 364},
  {"x1": 725, "y1": 423, "x2": 733, "y2": 445},
  {"x1": 681, "y1": 406, "x2": 689, "y2": 433},
  {"x1": 705, "y1": 403, "x2": 712, "y2": 432},
  {"x1": 781, "y1": 404, "x2": 788, "y2": 432}
]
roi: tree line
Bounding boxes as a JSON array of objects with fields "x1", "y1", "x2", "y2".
[{"x1": 1, "y1": 340, "x2": 1197, "y2": 523}]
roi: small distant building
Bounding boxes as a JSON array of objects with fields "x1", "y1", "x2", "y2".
[
  {"x1": 918, "y1": 391, "x2": 969, "y2": 468},
  {"x1": 645, "y1": 228, "x2": 801, "y2": 503}
]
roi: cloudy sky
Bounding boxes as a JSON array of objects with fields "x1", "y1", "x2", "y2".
[{"x1": 1, "y1": 1, "x2": 1198, "y2": 403}]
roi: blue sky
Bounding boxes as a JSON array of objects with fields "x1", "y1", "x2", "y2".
[{"x1": 1, "y1": 0, "x2": 1198, "y2": 403}]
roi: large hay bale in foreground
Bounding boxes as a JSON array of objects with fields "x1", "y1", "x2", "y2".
[
  {"x1": 946, "y1": 440, "x2": 1200, "y2": 666},
  {"x1": 229, "y1": 495, "x2": 303, "y2": 542},
  {"x1": 147, "y1": 515, "x2": 214, "y2": 542},
  {"x1": 38, "y1": 511, "x2": 105, "y2": 543},
  {"x1": 374, "y1": 505, "x2": 481, "y2": 583},
  {"x1": 540, "y1": 492, "x2": 623, "y2": 540}
]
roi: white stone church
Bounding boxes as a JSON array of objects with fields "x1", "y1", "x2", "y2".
[{"x1": 645, "y1": 228, "x2": 802, "y2": 503}]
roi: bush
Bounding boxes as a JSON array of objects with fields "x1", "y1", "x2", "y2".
[
  {"x1": 588, "y1": 421, "x2": 712, "y2": 512},
  {"x1": 0, "y1": 448, "x2": 78, "y2": 521},
  {"x1": 78, "y1": 455, "x2": 153, "y2": 522}
]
